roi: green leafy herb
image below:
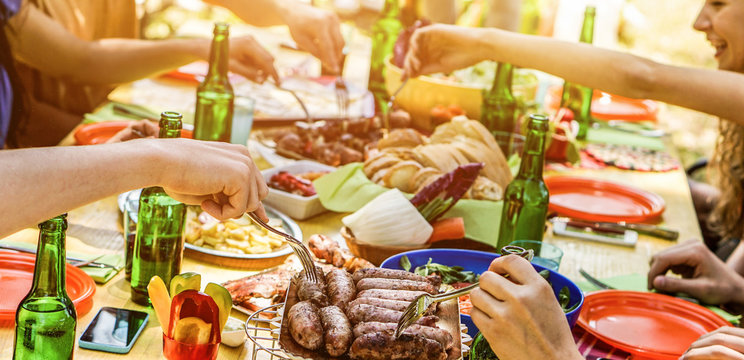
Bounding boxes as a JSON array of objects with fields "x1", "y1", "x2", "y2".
[
  {"x1": 541, "y1": 271, "x2": 578, "y2": 313},
  {"x1": 412, "y1": 258, "x2": 479, "y2": 284},
  {"x1": 400, "y1": 255, "x2": 412, "y2": 272}
]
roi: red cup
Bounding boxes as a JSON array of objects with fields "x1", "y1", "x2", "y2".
[{"x1": 162, "y1": 333, "x2": 219, "y2": 360}]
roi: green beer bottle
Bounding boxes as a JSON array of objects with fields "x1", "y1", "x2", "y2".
[
  {"x1": 559, "y1": 6, "x2": 595, "y2": 140},
  {"x1": 496, "y1": 114, "x2": 550, "y2": 251},
  {"x1": 480, "y1": 62, "x2": 517, "y2": 154},
  {"x1": 14, "y1": 214, "x2": 76, "y2": 360},
  {"x1": 194, "y1": 22, "x2": 234, "y2": 142},
  {"x1": 130, "y1": 112, "x2": 187, "y2": 305},
  {"x1": 368, "y1": 0, "x2": 403, "y2": 113}
]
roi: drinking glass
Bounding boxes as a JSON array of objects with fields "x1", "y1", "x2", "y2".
[
  {"x1": 162, "y1": 333, "x2": 219, "y2": 360},
  {"x1": 508, "y1": 240, "x2": 563, "y2": 271},
  {"x1": 231, "y1": 96, "x2": 255, "y2": 146},
  {"x1": 122, "y1": 191, "x2": 139, "y2": 281}
]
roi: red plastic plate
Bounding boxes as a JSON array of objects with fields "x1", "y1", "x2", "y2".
[
  {"x1": 0, "y1": 252, "x2": 96, "y2": 325},
  {"x1": 74, "y1": 121, "x2": 193, "y2": 145},
  {"x1": 545, "y1": 176, "x2": 665, "y2": 223},
  {"x1": 546, "y1": 86, "x2": 659, "y2": 122},
  {"x1": 578, "y1": 291, "x2": 730, "y2": 359}
]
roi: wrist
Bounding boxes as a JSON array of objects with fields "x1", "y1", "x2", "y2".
[
  {"x1": 137, "y1": 139, "x2": 171, "y2": 188},
  {"x1": 478, "y1": 28, "x2": 504, "y2": 62}
]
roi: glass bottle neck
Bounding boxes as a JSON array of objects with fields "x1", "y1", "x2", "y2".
[
  {"x1": 489, "y1": 62, "x2": 513, "y2": 97},
  {"x1": 579, "y1": 7, "x2": 596, "y2": 44},
  {"x1": 30, "y1": 216, "x2": 67, "y2": 297},
  {"x1": 159, "y1": 111, "x2": 183, "y2": 138},
  {"x1": 382, "y1": 0, "x2": 401, "y2": 17},
  {"x1": 517, "y1": 126, "x2": 547, "y2": 179},
  {"x1": 206, "y1": 25, "x2": 230, "y2": 81}
]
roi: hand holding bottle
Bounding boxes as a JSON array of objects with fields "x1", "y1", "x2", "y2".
[
  {"x1": 147, "y1": 139, "x2": 269, "y2": 221},
  {"x1": 228, "y1": 35, "x2": 280, "y2": 84},
  {"x1": 470, "y1": 255, "x2": 582, "y2": 360},
  {"x1": 403, "y1": 24, "x2": 492, "y2": 79}
]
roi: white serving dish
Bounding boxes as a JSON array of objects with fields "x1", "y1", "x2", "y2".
[{"x1": 261, "y1": 161, "x2": 336, "y2": 220}]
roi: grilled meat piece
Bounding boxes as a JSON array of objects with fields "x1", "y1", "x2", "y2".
[
  {"x1": 356, "y1": 278, "x2": 438, "y2": 294},
  {"x1": 349, "y1": 332, "x2": 446, "y2": 360},
  {"x1": 288, "y1": 301, "x2": 324, "y2": 351},
  {"x1": 222, "y1": 267, "x2": 293, "y2": 304},
  {"x1": 319, "y1": 306, "x2": 353, "y2": 357},
  {"x1": 352, "y1": 268, "x2": 441, "y2": 288},
  {"x1": 356, "y1": 289, "x2": 428, "y2": 302},
  {"x1": 348, "y1": 297, "x2": 436, "y2": 315},
  {"x1": 308, "y1": 234, "x2": 374, "y2": 273},
  {"x1": 295, "y1": 268, "x2": 329, "y2": 307},
  {"x1": 352, "y1": 322, "x2": 454, "y2": 350},
  {"x1": 346, "y1": 303, "x2": 438, "y2": 326},
  {"x1": 325, "y1": 268, "x2": 356, "y2": 311}
]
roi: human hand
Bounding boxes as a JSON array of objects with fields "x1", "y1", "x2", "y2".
[
  {"x1": 229, "y1": 35, "x2": 280, "y2": 84},
  {"x1": 281, "y1": 3, "x2": 344, "y2": 74},
  {"x1": 404, "y1": 24, "x2": 492, "y2": 79},
  {"x1": 648, "y1": 240, "x2": 744, "y2": 305},
  {"x1": 470, "y1": 255, "x2": 582, "y2": 360},
  {"x1": 681, "y1": 327, "x2": 744, "y2": 359},
  {"x1": 106, "y1": 120, "x2": 159, "y2": 143},
  {"x1": 148, "y1": 139, "x2": 269, "y2": 221}
]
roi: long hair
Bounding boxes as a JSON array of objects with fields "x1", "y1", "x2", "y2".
[
  {"x1": 708, "y1": 119, "x2": 744, "y2": 240},
  {"x1": 0, "y1": 1, "x2": 27, "y2": 148}
]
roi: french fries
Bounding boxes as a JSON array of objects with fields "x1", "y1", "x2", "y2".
[{"x1": 185, "y1": 209, "x2": 286, "y2": 255}]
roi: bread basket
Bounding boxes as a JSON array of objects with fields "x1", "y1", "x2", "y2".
[{"x1": 340, "y1": 226, "x2": 430, "y2": 266}]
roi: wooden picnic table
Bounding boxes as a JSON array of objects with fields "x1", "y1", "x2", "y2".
[{"x1": 0, "y1": 21, "x2": 703, "y2": 360}]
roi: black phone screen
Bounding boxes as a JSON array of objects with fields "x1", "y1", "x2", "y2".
[{"x1": 80, "y1": 307, "x2": 149, "y2": 348}]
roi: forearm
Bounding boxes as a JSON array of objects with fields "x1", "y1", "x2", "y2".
[
  {"x1": 73, "y1": 38, "x2": 208, "y2": 84},
  {"x1": 0, "y1": 141, "x2": 165, "y2": 237},
  {"x1": 478, "y1": 28, "x2": 744, "y2": 124},
  {"x1": 7, "y1": 4, "x2": 209, "y2": 85}
]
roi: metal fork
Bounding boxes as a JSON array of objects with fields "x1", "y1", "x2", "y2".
[
  {"x1": 394, "y1": 245, "x2": 534, "y2": 337},
  {"x1": 334, "y1": 77, "x2": 349, "y2": 119},
  {"x1": 384, "y1": 78, "x2": 408, "y2": 130},
  {"x1": 246, "y1": 212, "x2": 319, "y2": 283},
  {"x1": 395, "y1": 282, "x2": 479, "y2": 338}
]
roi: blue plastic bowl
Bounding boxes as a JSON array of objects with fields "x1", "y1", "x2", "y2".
[{"x1": 380, "y1": 248, "x2": 584, "y2": 336}]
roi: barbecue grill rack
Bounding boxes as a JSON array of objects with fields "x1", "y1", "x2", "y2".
[{"x1": 244, "y1": 303, "x2": 472, "y2": 360}]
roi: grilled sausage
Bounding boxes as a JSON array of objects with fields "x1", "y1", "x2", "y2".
[
  {"x1": 356, "y1": 289, "x2": 427, "y2": 302},
  {"x1": 296, "y1": 269, "x2": 328, "y2": 307},
  {"x1": 287, "y1": 301, "x2": 324, "y2": 351},
  {"x1": 352, "y1": 322, "x2": 454, "y2": 350},
  {"x1": 352, "y1": 268, "x2": 441, "y2": 287},
  {"x1": 319, "y1": 306, "x2": 353, "y2": 357},
  {"x1": 346, "y1": 303, "x2": 438, "y2": 326},
  {"x1": 348, "y1": 332, "x2": 446, "y2": 360},
  {"x1": 356, "y1": 278, "x2": 438, "y2": 294},
  {"x1": 348, "y1": 297, "x2": 437, "y2": 315},
  {"x1": 325, "y1": 268, "x2": 356, "y2": 311}
]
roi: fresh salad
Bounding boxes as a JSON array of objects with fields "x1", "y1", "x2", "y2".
[{"x1": 400, "y1": 255, "x2": 479, "y2": 315}]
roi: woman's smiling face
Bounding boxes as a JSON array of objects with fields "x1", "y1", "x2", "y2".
[{"x1": 694, "y1": 0, "x2": 744, "y2": 72}]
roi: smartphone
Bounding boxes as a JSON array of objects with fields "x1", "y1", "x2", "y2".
[
  {"x1": 79, "y1": 307, "x2": 149, "y2": 354},
  {"x1": 552, "y1": 221, "x2": 638, "y2": 247}
]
